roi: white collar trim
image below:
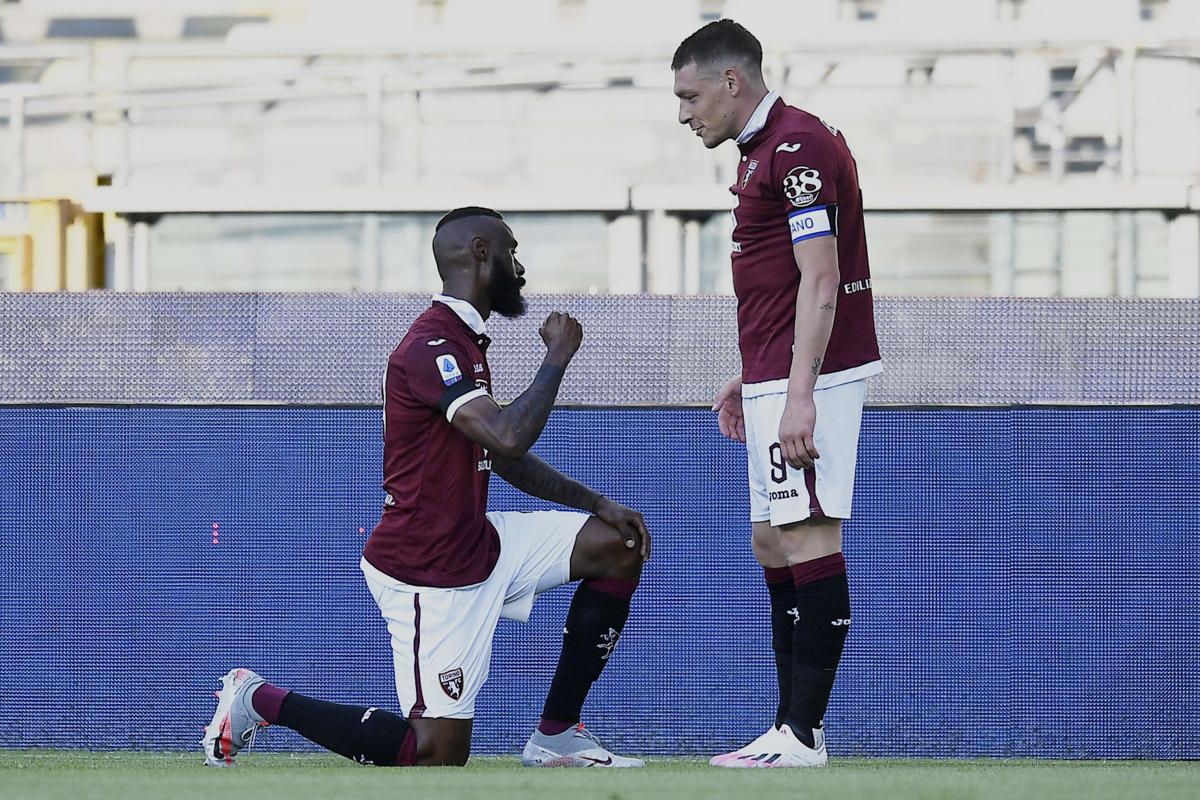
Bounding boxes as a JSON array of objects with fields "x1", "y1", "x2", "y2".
[
  {"x1": 432, "y1": 294, "x2": 487, "y2": 335},
  {"x1": 736, "y1": 90, "x2": 780, "y2": 145}
]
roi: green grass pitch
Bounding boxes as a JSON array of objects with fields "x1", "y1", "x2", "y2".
[{"x1": 2, "y1": 751, "x2": 1197, "y2": 800}]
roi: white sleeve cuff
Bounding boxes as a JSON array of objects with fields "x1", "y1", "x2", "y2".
[{"x1": 445, "y1": 388, "x2": 489, "y2": 423}]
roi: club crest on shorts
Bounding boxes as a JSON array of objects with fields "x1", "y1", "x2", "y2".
[{"x1": 439, "y1": 667, "x2": 464, "y2": 700}]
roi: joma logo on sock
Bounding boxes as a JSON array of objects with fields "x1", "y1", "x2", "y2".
[{"x1": 831, "y1": 619, "x2": 852, "y2": 627}]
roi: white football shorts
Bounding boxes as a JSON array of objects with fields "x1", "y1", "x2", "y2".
[
  {"x1": 743, "y1": 378, "x2": 867, "y2": 527},
  {"x1": 361, "y1": 510, "x2": 587, "y2": 719}
]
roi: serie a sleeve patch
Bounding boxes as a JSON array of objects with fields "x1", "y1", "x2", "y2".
[
  {"x1": 435, "y1": 353, "x2": 463, "y2": 385},
  {"x1": 788, "y1": 204, "x2": 838, "y2": 244}
]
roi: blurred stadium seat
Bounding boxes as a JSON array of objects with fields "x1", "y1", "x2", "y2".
[
  {"x1": 0, "y1": 0, "x2": 1196, "y2": 296},
  {"x1": 1018, "y1": 0, "x2": 1140, "y2": 30},
  {"x1": 0, "y1": 0, "x2": 279, "y2": 42},
  {"x1": 873, "y1": 0, "x2": 999, "y2": 30}
]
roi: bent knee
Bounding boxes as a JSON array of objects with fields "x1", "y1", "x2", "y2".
[
  {"x1": 596, "y1": 526, "x2": 642, "y2": 580},
  {"x1": 573, "y1": 518, "x2": 644, "y2": 583},
  {"x1": 416, "y1": 743, "x2": 470, "y2": 767},
  {"x1": 411, "y1": 719, "x2": 472, "y2": 767}
]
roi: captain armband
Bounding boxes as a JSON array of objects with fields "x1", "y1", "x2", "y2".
[{"x1": 787, "y1": 204, "x2": 838, "y2": 244}]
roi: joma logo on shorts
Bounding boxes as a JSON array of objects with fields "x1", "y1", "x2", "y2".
[{"x1": 769, "y1": 489, "x2": 800, "y2": 500}]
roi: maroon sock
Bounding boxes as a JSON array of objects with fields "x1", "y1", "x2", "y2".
[
  {"x1": 582, "y1": 576, "x2": 638, "y2": 600},
  {"x1": 250, "y1": 682, "x2": 290, "y2": 725},
  {"x1": 790, "y1": 552, "x2": 847, "y2": 586},
  {"x1": 537, "y1": 718, "x2": 576, "y2": 735}
]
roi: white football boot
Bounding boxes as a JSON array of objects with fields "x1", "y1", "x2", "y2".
[
  {"x1": 710, "y1": 723, "x2": 828, "y2": 768},
  {"x1": 201, "y1": 668, "x2": 268, "y2": 767},
  {"x1": 708, "y1": 725, "x2": 782, "y2": 766},
  {"x1": 521, "y1": 723, "x2": 645, "y2": 767}
]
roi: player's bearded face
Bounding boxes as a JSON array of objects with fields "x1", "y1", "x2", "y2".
[{"x1": 488, "y1": 252, "x2": 527, "y2": 318}]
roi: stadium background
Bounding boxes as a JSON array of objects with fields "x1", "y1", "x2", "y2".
[{"x1": 2, "y1": 0, "x2": 1198, "y2": 761}]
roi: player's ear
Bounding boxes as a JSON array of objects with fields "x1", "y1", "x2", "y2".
[
  {"x1": 469, "y1": 235, "x2": 489, "y2": 265},
  {"x1": 725, "y1": 67, "x2": 740, "y2": 96}
]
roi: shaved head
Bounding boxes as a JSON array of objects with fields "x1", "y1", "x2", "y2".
[
  {"x1": 435, "y1": 205, "x2": 504, "y2": 232},
  {"x1": 430, "y1": 206, "x2": 527, "y2": 319},
  {"x1": 431, "y1": 207, "x2": 509, "y2": 280}
]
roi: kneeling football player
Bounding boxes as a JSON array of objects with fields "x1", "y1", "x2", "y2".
[{"x1": 203, "y1": 207, "x2": 649, "y2": 768}]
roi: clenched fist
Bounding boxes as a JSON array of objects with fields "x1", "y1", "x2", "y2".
[{"x1": 539, "y1": 311, "x2": 583, "y2": 365}]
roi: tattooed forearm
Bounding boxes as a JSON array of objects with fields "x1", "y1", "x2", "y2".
[
  {"x1": 492, "y1": 452, "x2": 601, "y2": 512},
  {"x1": 820, "y1": 302, "x2": 835, "y2": 311},
  {"x1": 811, "y1": 357, "x2": 823, "y2": 376},
  {"x1": 499, "y1": 361, "x2": 565, "y2": 455}
]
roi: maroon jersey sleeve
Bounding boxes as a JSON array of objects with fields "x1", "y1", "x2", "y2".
[
  {"x1": 397, "y1": 340, "x2": 486, "y2": 419},
  {"x1": 773, "y1": 131, "x2": 842, "y2": 246}
]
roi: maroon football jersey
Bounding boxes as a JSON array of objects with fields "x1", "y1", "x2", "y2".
[
  {"x1": 731, "y1": 95, "x2": 882, "y2": 387},
  {"x1": 363, "y1": 296, "x2": 500, "y2": 588}
]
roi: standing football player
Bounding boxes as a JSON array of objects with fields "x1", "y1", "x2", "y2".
[
  {"x1": 202, "y1": 207, "x2": 649, "y2": 768},
  {"x1": 672, "y1": 21, "x2": 882, "y2": 767}
]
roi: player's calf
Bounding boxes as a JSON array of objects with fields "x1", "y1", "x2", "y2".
[
  {"x1": 203, "y1": 672, "x2": 420, "y2": 767},
  {"x1": 528, "y1": 517, "x2": 643, "y2": 764},
  {"x1": 277, "y1": 694, "x2": 417, "y2": 766}
]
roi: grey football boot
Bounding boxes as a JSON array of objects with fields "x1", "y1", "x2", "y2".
[
  {"x1": 202, "y1": 668, "x2": 268, "y2": 767},
  {"x1": 521, "y1": 723, "x2": 645, "y2": 768}
]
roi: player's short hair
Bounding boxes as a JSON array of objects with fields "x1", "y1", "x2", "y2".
[
  {"x1": 435, "y1": 206, "x2": 504, "y2": 232},
  {"x1": 671, "y1": 19, "x2": 763, "y2": 78}
]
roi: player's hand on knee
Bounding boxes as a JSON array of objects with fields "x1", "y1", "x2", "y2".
[
  {"x1": 711, "y1": 375, "x2": 746, "y2": 443},
  {"x1": 779, "y1": 397, "x2": 819, "y2": 469},
  {"x1": 593, "y1": 497, "x2": 651, "y2": 561},
  {"x1": 539, "y1": 312, "x2": 583, "y2": 363}
]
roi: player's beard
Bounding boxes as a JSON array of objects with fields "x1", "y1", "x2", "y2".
[{"x1": 488, "y1": 253, "x2": 527, "y2": 318}]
